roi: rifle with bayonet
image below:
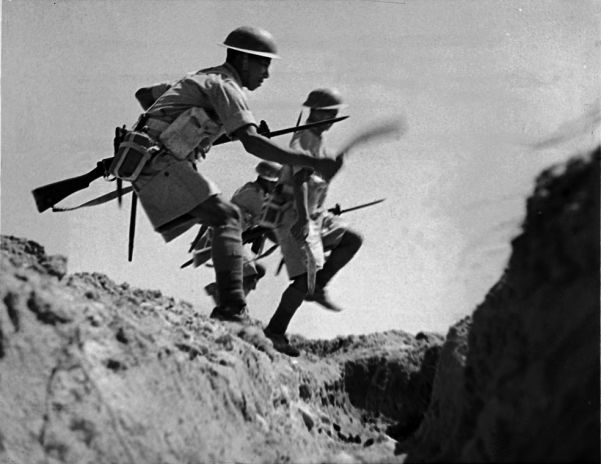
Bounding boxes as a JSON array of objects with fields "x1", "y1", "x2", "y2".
[
  {"x1": 181, "y1": 198, "x2": 386, "y2": 270},
  {"x1": 326, "y1": 198, "x2": 386, "y2": 216},
  {"x1": 273, "y1": 198, "x2": 386, "y2": 275},
  {"x1": 31, "y1": 115, "x2": 350, "y2": 213}
]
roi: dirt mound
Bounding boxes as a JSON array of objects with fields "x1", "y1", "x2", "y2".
[
  {"x1": 0, "y1": 236, "x2": 441, "y2": 464},
  {"x1": 400, "y1": 147, "x2": 600, "y2": 462}
]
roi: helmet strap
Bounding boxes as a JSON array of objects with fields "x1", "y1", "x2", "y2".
[{"x1": 241, "y1": 54, "x2": 250, "y2": 85}]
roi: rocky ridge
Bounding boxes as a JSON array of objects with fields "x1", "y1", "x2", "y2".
[{"x1": 399, "y1": 147, "x2": 600, "y2": 462}]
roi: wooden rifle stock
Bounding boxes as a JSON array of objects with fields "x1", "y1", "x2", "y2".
[{"x1": 32, "y1": 158, "x2": 113, "y2": 212}]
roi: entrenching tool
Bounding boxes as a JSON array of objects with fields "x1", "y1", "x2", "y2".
[{"x1": 336, "y1": 116, "x2": 406, "y2": 160}]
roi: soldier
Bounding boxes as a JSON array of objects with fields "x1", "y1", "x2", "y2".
[
  {"x1": 204, "y1": 160, "x2": 282, "y2": 304},
  {"x1": 129, "y1": 27, "x2": 341, "y2": 323},
  {"x1": 263, "y1": 88, "x2": 363, "y2": 356}
]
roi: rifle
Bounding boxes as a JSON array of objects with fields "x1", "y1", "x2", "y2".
[
  {"x1": 274, "y1": 198, "x2": 386, "y2": 276},
  {"x1": 181, "y1": 198, "x2": 386, "y2": 271},
  {"x1": 32, "y1": 157, "x2": 114, "y2": 213},
  {"x1": 31, "y1": 115, "x2": 349, "y2": 213},
  {"x1": 180, "y1": 225, "x2": 273, "y2": 269},
  {"x1": 327, "y1": 198, "x2": 386, "y2": 216}
]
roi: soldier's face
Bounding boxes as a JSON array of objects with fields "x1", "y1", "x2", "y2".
[
  {"x1": 244, "y1": 56, "x2": 271, "y2": 90},
  {"x1": 309, "y1": 109, "x2": 339, "y2": 133}
]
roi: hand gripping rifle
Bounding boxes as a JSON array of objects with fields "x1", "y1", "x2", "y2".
[{"x1": 31, "y1": 115, "x2": 350, "y2": 213}]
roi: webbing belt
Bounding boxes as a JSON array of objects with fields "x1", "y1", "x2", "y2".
[{"x1": 144, "y1": 117, "x2": 170, "y2": 139}]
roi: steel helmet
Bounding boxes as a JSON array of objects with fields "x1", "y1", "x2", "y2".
[
  {"x1": 255, "y1": 161, "x2": 282, "y2": 182},
  {"x1": 221, "y1": 26, "x2": 281, "y2": 60},
  {"x1": 302, "y1": 88, "x2": 348, "y2": 110}
]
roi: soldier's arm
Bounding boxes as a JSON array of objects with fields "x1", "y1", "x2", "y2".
[{"x1": 234, "y1": 125, "x2": 340, "y2": 179}]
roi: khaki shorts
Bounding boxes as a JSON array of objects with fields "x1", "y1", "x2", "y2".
[
  {"x1": 321, "y1": 213, "x2": 348, "y2": 250},
  {"x1": 275, "y1": 209, "x2": 324, "y2": 279},
  {"x1": 135, "y1": 154, "x2": 220, "y2": 242}
]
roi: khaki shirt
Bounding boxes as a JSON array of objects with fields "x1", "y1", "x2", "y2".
[
  {"x1": 134, "y1": 63, "x2": 257, "y2": 240},
  {"x1": 273, "y1": 128, "x2": 331, "y2": 278},
  {"x1": 279, "y1": 129, "x2": 330, "y2": 217},
  {"x1": 147, "y1": 63, "x2": 256, "y2": 136}
]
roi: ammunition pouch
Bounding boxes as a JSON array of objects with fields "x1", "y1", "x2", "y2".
[
  {"x1": 109, "y1": 130, "x2": 158, "y2": 182},
  {"x1": 258, "y1": 185, "x2": 293, "y2": 228},
  {"x1": 158, "y1": 107, "x2": 224, "y2": 160}
]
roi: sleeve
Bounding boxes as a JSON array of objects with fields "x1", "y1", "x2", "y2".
[
  {"x1": 135, "y1": 82, "x2": 172, "y2": 110},
  {"x1": 203, "y1": 78, "x2": 257, "y2": 136},
  {"x1": 289, "y1": 131, "x2": 314, "y2": 177}
]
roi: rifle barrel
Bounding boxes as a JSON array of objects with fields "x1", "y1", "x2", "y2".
[
  {"x1": 268, "y1": 115, "x2": 349, "y2": 138},
  {"x1": 337, "y1": 198, "x2": 386, "y2": 215},
  {"x1": 213, "y1": 116, "x2": 349, "y2": 146}
]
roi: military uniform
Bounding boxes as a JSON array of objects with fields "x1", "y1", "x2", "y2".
[
  {"x1": 134, "y1": 63, "x2": 255, "y2": 242},
  {"x1": 274, "y1": 129, "x2": 329, "y2": 279},
  {"x1": 264, "y1": 88, "x2": 362, "y2": 356}
]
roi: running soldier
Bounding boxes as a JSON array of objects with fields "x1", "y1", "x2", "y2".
[
  {"x1": 263, "y1": 88, "x2": 363, "y2": 356},
  {"x1": 128, "y1": 27, "x2": 340, "y2": 323},
  {"x1": 203, "y1": 160, "x2": 282, "y2": 304}
]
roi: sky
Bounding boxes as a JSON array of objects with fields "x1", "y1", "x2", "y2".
[{"x1": 2, "y1": 0, "x2": 599, "y2": 339}]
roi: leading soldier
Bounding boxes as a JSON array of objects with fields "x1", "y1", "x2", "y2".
[{"x1": 129, "y1": 27, "x2": 341, "y2": 323}]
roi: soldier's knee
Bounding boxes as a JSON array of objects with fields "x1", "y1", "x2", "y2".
[
  {"x1": 212, "y1": 198, "x2": 241, "y2": 227},
  {"x1": 290, "y1": 274, "x2": 309, "y2": 294}
]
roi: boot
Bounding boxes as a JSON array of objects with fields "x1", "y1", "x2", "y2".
[
  {"x1": 263, "y1": 327, "x2": 300, "y2": 357},
  {"x1": 204, "y1": 282, "x2": 220, "y2": 305},
  {"x1": 210, "y1": 305, "x2": 250, "y2": 323},
  {"x1": 264, "y1": 284, "x2": 305, "y2": 356},
  {"x1": 304, "y1": 286, "x2": 343, "y2": 312}
]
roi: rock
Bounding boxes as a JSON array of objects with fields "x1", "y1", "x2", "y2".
[{"x1": 403, "y1": 148, "x2": 599, "y2": 462}]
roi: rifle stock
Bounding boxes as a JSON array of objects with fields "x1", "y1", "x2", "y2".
[{"x1": 32, "y1": 158, "x2": 112, "y2": 212}]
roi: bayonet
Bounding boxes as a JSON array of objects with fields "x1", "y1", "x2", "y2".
[
  {"x1": 212, "y1": 115, "x2": 349, "y2": 145},
  {"x1": 328, "y1": 198, "x2": 386, "y2": 216}
]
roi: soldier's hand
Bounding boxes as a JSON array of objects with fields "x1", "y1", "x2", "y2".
[{"x1": 315, "y1": 156, "x2": 343, "y2": 181}]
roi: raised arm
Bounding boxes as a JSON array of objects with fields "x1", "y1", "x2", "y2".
[{"x1": 233, "y1": 124, "x2": 342, "y2": 179}]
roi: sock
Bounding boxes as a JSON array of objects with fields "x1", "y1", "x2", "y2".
[{"x1": 211, "y1": 222, "x2": 245, "y2": 308}]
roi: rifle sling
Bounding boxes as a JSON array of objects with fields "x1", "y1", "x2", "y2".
[{"x1": 52, "y1": 186, "x2": 134, "y2": 212}]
